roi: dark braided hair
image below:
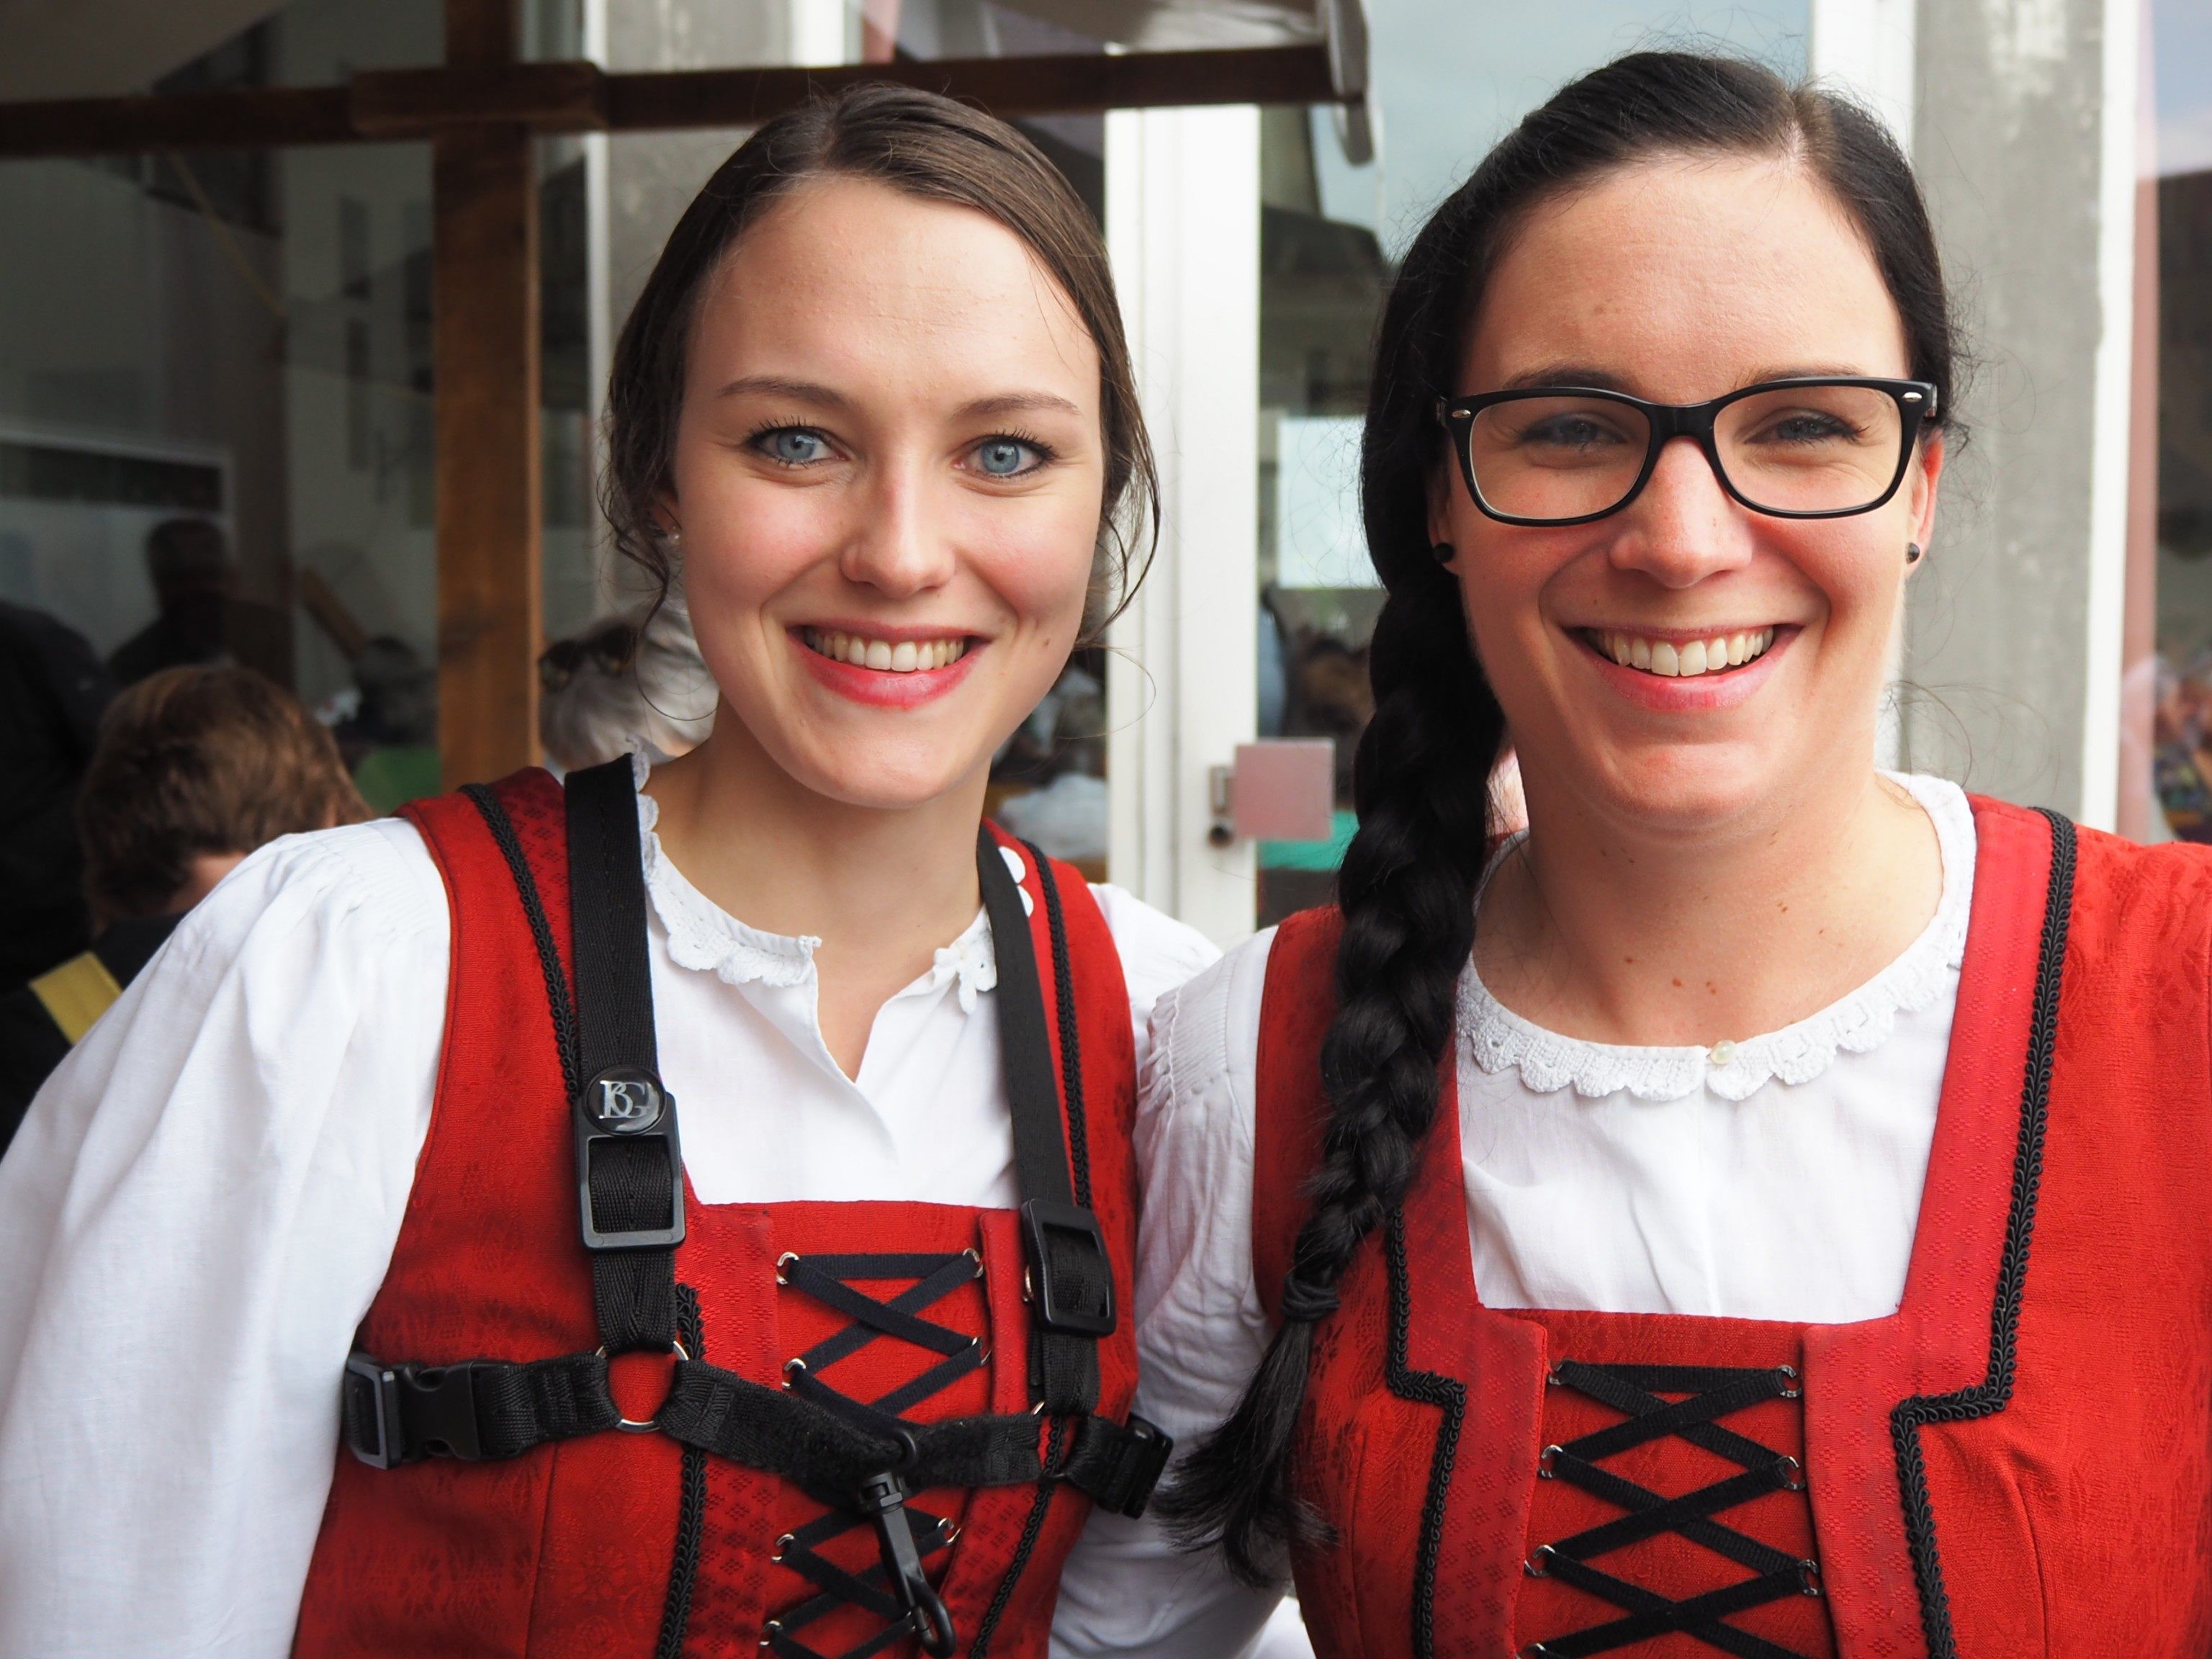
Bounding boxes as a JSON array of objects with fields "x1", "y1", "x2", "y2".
[{"x1": 1162, "y1": 50, "x2": 1957, "y2": 1584}]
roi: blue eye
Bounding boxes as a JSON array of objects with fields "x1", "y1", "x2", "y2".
[
  {"x1": 756, "y1": 428, "x2": 831, "y2": 465},
  {"x1": 973, "y1": 437, "x2": 1039, "y2": 477}
]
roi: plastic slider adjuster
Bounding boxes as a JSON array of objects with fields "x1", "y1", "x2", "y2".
[
  {"x1": 1018, "y1": 1198, "x2": 1116, "y2": 1336},
  {"x1": 572, "y1": 1064, "x2": 686, "y2": 1251},
  {"x1": 342, "y1": 1352, "x2": 485, "y2": 1467}
]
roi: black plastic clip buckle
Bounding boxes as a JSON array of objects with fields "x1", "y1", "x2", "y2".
[
  {"x1": 572, "y1": 1064, "x2": 685, "y2": 1251},
  {"x1": 855, "y1": 1468, "x2": 956, "y2": 1656},
  {"x1": 342, "y1": 1352, "x2": 485, "y2": 1467},
  {"x1": 1019, "y1": 1198, "x2": 1116, "y2": 1336},
  {"x1": 1105, "y1": 1413, "x2": 1174, "y2": 1519}
]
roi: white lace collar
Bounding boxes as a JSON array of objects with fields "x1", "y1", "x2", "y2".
[
  {"x1": 1457, "y1": 773, "x2": 1977, "y2": 1103},
  {"x1": 626, "y1": 750, "x2": 999, "y2": 1007}
]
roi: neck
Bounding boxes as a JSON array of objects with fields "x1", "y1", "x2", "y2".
[
  {"x1": 1474, "y1": 750, "x2": 1943, "y2": 1048},
  {"x1": 641, "y1": 711, "x2": 989, "y2": 1076}
]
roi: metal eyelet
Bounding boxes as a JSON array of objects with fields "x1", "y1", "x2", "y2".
[
  {"x1": 770, "y1": 1532, "x2": 794, "y2": 1564},
  {"x1": 775, "y1": 1251, "x2": 799, "y2": 1286},
  {"x1": 1544, "y1": 1364, "x2": 1564, "y2": 1387},
  {"x1": 1520, "y1": 1645, "x2": 1558, "y2": 1659},
  {"x1": 1798, "y1": 1558, "x2": 1823, "y2": 1596},
  {"x1": 1776, "y1": 1453, "x2": 1806, "y2": 1491},
  {"x1": 1021, "y1": 1265, "x2": 1034, "y2": 1304},
  {"x1": 595, "y1": 1339, "x2": 689, "y2": 1432},
  {"x1": 1773, "y1": 1363, "x2": 1802, "y2": 1400},
  {"x1": 936, "y1": 1521, "x2": 961, "y2": 1549},
  {"x1": 781, "y1": 1356, "x2": 806, "y2": 1390},
  {"x1": 963, "y1": 1247, "x2": 984, "y2": 1278},
  {"x1": 760, "y1": 1618, "x2": 783, "y2": 1647},
  {"x1": 1537, "y1": 1444, "x2": 1563, "y2": 1480},
  {"x1": 1523, "y1": 1544, "x2": 1557, "y2": 1579}
]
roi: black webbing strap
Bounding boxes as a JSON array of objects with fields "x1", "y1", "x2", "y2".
[
  {"x1": 974, "y1": 830, "x2": 1110, "y2": 1416},
  {"x1": 657, "y1": 1355, "x2": 1043, "y2": 1491},
  {"x1": 567, "y1": 758, "x2": 682, "y2": 1354}
]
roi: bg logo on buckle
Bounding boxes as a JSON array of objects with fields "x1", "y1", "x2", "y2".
[{"x1": 585, "y1": 1066, "x2": 666, "y2": 1133}]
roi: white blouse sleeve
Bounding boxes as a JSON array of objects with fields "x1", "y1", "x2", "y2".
[
  {"x1": 1051, "y1": 927, "x2": 1310, "y2": 1659},
  {"x1": 0, "y1": 819, "x2": 449, "y2": 1659}
]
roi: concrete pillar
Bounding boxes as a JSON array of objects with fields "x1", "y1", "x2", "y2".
[{"x1": 1901, "y1": 0, "x2": 2139, "y2": 825}]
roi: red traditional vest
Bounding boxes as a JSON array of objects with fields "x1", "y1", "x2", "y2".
[
  {"x1": 293, "y1": 767, "x2": 1154, "y2": 1658},
  {"x1": 1253, "y1": 799, "x2": 2212, "y2": 1659}
]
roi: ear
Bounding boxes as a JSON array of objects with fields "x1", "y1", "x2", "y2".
[
  {"x1": 1903, "y1": 431, "x2": 1946, "y2": 572},
  {"x1": 1425, "y1": 460, "x2": 1456, "y2": 553}
]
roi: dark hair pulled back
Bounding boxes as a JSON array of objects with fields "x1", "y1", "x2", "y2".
[
  {"x1": 1164, "y1": 50, "x2": 1959, "y2": 1583},
  {"x1": 602, "y1": 84, "x2": 1156, "y2": 635}
]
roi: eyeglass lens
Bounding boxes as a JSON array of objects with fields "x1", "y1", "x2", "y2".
[{"x1": 1465, "y1": 384, "x2": 1907, "y2": 521}]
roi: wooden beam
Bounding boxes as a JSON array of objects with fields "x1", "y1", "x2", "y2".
[
  {"x1": 434, "y1": 0, "x2": 540, "y2": 789},
  {"x1": 0, "y1": 45, "x2": 1337, "y2": 156}
]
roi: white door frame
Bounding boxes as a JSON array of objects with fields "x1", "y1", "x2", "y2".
[{"x1": 1104, "y1": 104, "x2": 1262, "y2": 948}]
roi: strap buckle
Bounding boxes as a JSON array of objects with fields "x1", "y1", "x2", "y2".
[
  {"x1": 342, "y1": 1352, "x2": 485, "y2": 1467},
  {"x1": 1064, "y1": 1411, "x2": 1174, "y2": 1518},
  {"x1": 1019, "y1": 1199, "x2": 1115, "y2": 1336},
  {"x1": 573, "y1": 1065, "x2": 686, "y2": 1251}
]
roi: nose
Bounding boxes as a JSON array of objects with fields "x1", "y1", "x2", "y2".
[
  {"x1": 838, "y1": 458, "x2": 958, "y2": 599},
  {"x1": 1604, "y1": 436, "x2": 1757, "y2": 589}
]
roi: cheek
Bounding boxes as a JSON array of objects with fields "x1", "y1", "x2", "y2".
[{"x1": 963, "y1": 492, "x2": 1099, "y2": 634}]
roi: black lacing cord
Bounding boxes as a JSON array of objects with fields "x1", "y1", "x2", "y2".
[
  {"x1": 1021, "y1": 839, "x2": 1092, "y2": 1209},
  {"x1": 967, "y1": 1414, "x2": 1069, "y2": 1659},
  {"x1": 1385, "y1": 1210, "x2": 1464, "y2": 1659},
  {"x1": 1889, "y1": 809, "x2": 2074, "y2": 1659},
  {"x1": 461, "y1": 784, "x2": 583, "y2": 1099},
  {"x1": 654, "y1": 1284, "x2": 708, "y2": 1659}
]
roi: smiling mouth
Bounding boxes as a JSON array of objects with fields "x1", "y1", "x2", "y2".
[
  {"x1": 800, "y1": 627, "x2": 971, "y2": 673},
  {"x1": 1586, "y1": 626, "x2": 1777, "y2": 679}
]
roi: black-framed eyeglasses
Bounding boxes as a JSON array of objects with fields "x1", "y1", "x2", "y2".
[{"x1": 1434, "y1": 377, "x2": 1938, "y2": 526}]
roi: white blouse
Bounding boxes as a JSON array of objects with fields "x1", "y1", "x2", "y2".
[
  {"x1": 1048, "y1": 773, "x2": 1976, "y2": 1658},
  {"x1": 0, "y1": 768, "x2": 1218, "y2": 1659}
]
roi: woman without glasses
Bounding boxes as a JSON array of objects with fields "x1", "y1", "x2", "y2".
[
  {"x1": 0, "y1": 88, "x2": 1215, "y2": 1658},
  {"x1": 1053, "y1": 50, "x2": 2212, "y2": 1659}
]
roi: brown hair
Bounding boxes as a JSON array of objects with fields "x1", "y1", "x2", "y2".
[
  {"x1": 78, "y1": 665, "x2": 369, "y2": 920},
  {"x1": 602, "y1": 84, "x2": 1155, "y2": 637}
]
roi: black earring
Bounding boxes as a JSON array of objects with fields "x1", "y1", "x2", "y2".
[
  {"x1": 1431, "y1": 541, "x2": 1455, "y2": 565},
  {"x1": 1905, "y1": 541, "x2": 1923, "y2": 565}
]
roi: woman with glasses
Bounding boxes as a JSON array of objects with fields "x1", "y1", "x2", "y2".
[{"x1": 1051, "y1": 51, "x2": 2212, "y2": 1659}]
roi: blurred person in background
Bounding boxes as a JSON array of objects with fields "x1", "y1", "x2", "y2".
[
  {"x1": 107, "y1": 517, "x2": 236, "y2": 686},
  {"x1": 0, "y1": 599, "x2": 113, "y2": 992},
  {"x1": 537, "y1": 594, "x2": 716, "y2": 773},
  {"x1": 0, "y1": 665, "x2": 367, "y2": 1151}
]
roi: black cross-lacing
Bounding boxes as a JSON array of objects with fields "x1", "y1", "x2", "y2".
[
  {"x1": 761, "y1": 1250, "x2": 988, "y2": 1659},
  {"x1": 1521, "y1": 1360, "x2": 1822, "y2": 1659}
]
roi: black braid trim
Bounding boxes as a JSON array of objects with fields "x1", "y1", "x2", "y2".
[
  {"x1": 1387, "y1": 1208, "x2": 1465, "y2": 1659},
  {"x1": 653, "y1": 1284, "x2": 708, "y2": 1659},
  {"x1": 1888, "y1": 808, "x2": 2074, "y2": 1659},
  {"x1": 968, "y1": 1414, "x2": 1069, "y2": 1658},
  {"x1": 461, "y1": 783, "x2": 583, "y2": 1101},
  {"x1": 1022, "y1": 838, "x2": 1092, "y2": 1210}
]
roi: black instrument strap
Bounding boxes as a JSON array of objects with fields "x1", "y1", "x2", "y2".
[
  {"x1": 974, "y1": 830, "x2": 1108, "y2": 1416},
  {"x1": 567, "y1": 758, "x2": 681, "y2": 1354}
]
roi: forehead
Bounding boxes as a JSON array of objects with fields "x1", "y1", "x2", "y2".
[
  {"x1": 1461, "y1": 153, "x2": 1911, "y2": 397},
  {"x1": 688, "y1": 174, "x2": 1100, "y2": 405}
]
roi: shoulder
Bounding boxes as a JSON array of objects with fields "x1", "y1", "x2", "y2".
[
  {"x1": 1141, "y1": 925, "x2": 1278, "y2": 1149},
  {"x1": 166, "y1": 816, "x2": 449, "y2": 974},
  {"x1": 1084, "y1": 882, "x2": 1222, "y2": 1012}
]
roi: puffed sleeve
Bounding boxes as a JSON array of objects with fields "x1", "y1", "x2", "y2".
[
  {"x1": 1051, "y1": 927, "x2": 1313, "y2": 1658},
  {"x1": 0, "y1": 817, "x2": 449, "y2": 1659}
]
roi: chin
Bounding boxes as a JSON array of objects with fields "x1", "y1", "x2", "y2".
[{"x1": 1584, "y1": 741, "x2": 1783, "y2": 837}]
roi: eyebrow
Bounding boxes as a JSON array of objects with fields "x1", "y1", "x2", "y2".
[
  {"x1": 711, "y1": 376, "x2": 1084, "y2": 422},
  {"x1": 1493, "y1": 362, "x2": 1880, "y2": 394}
]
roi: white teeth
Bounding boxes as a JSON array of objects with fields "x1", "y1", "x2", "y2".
[
  {"x1": 802, "y1": 629, "x2": 969, "y2": 674},
  {"x1": 1599, "y1": 626, "x2": 1776, "y2": 678}
]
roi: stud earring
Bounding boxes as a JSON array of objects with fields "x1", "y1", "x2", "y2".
[
  {"x1": 1905, "y1": 541, "x2": 1923, "y2": 565},
  {"x1": 665, "y1": 525, "x2": 683, "y2": 549},
  {"x1": 1431, "y1": 541, "x2": 1455, "y2": 565}
]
